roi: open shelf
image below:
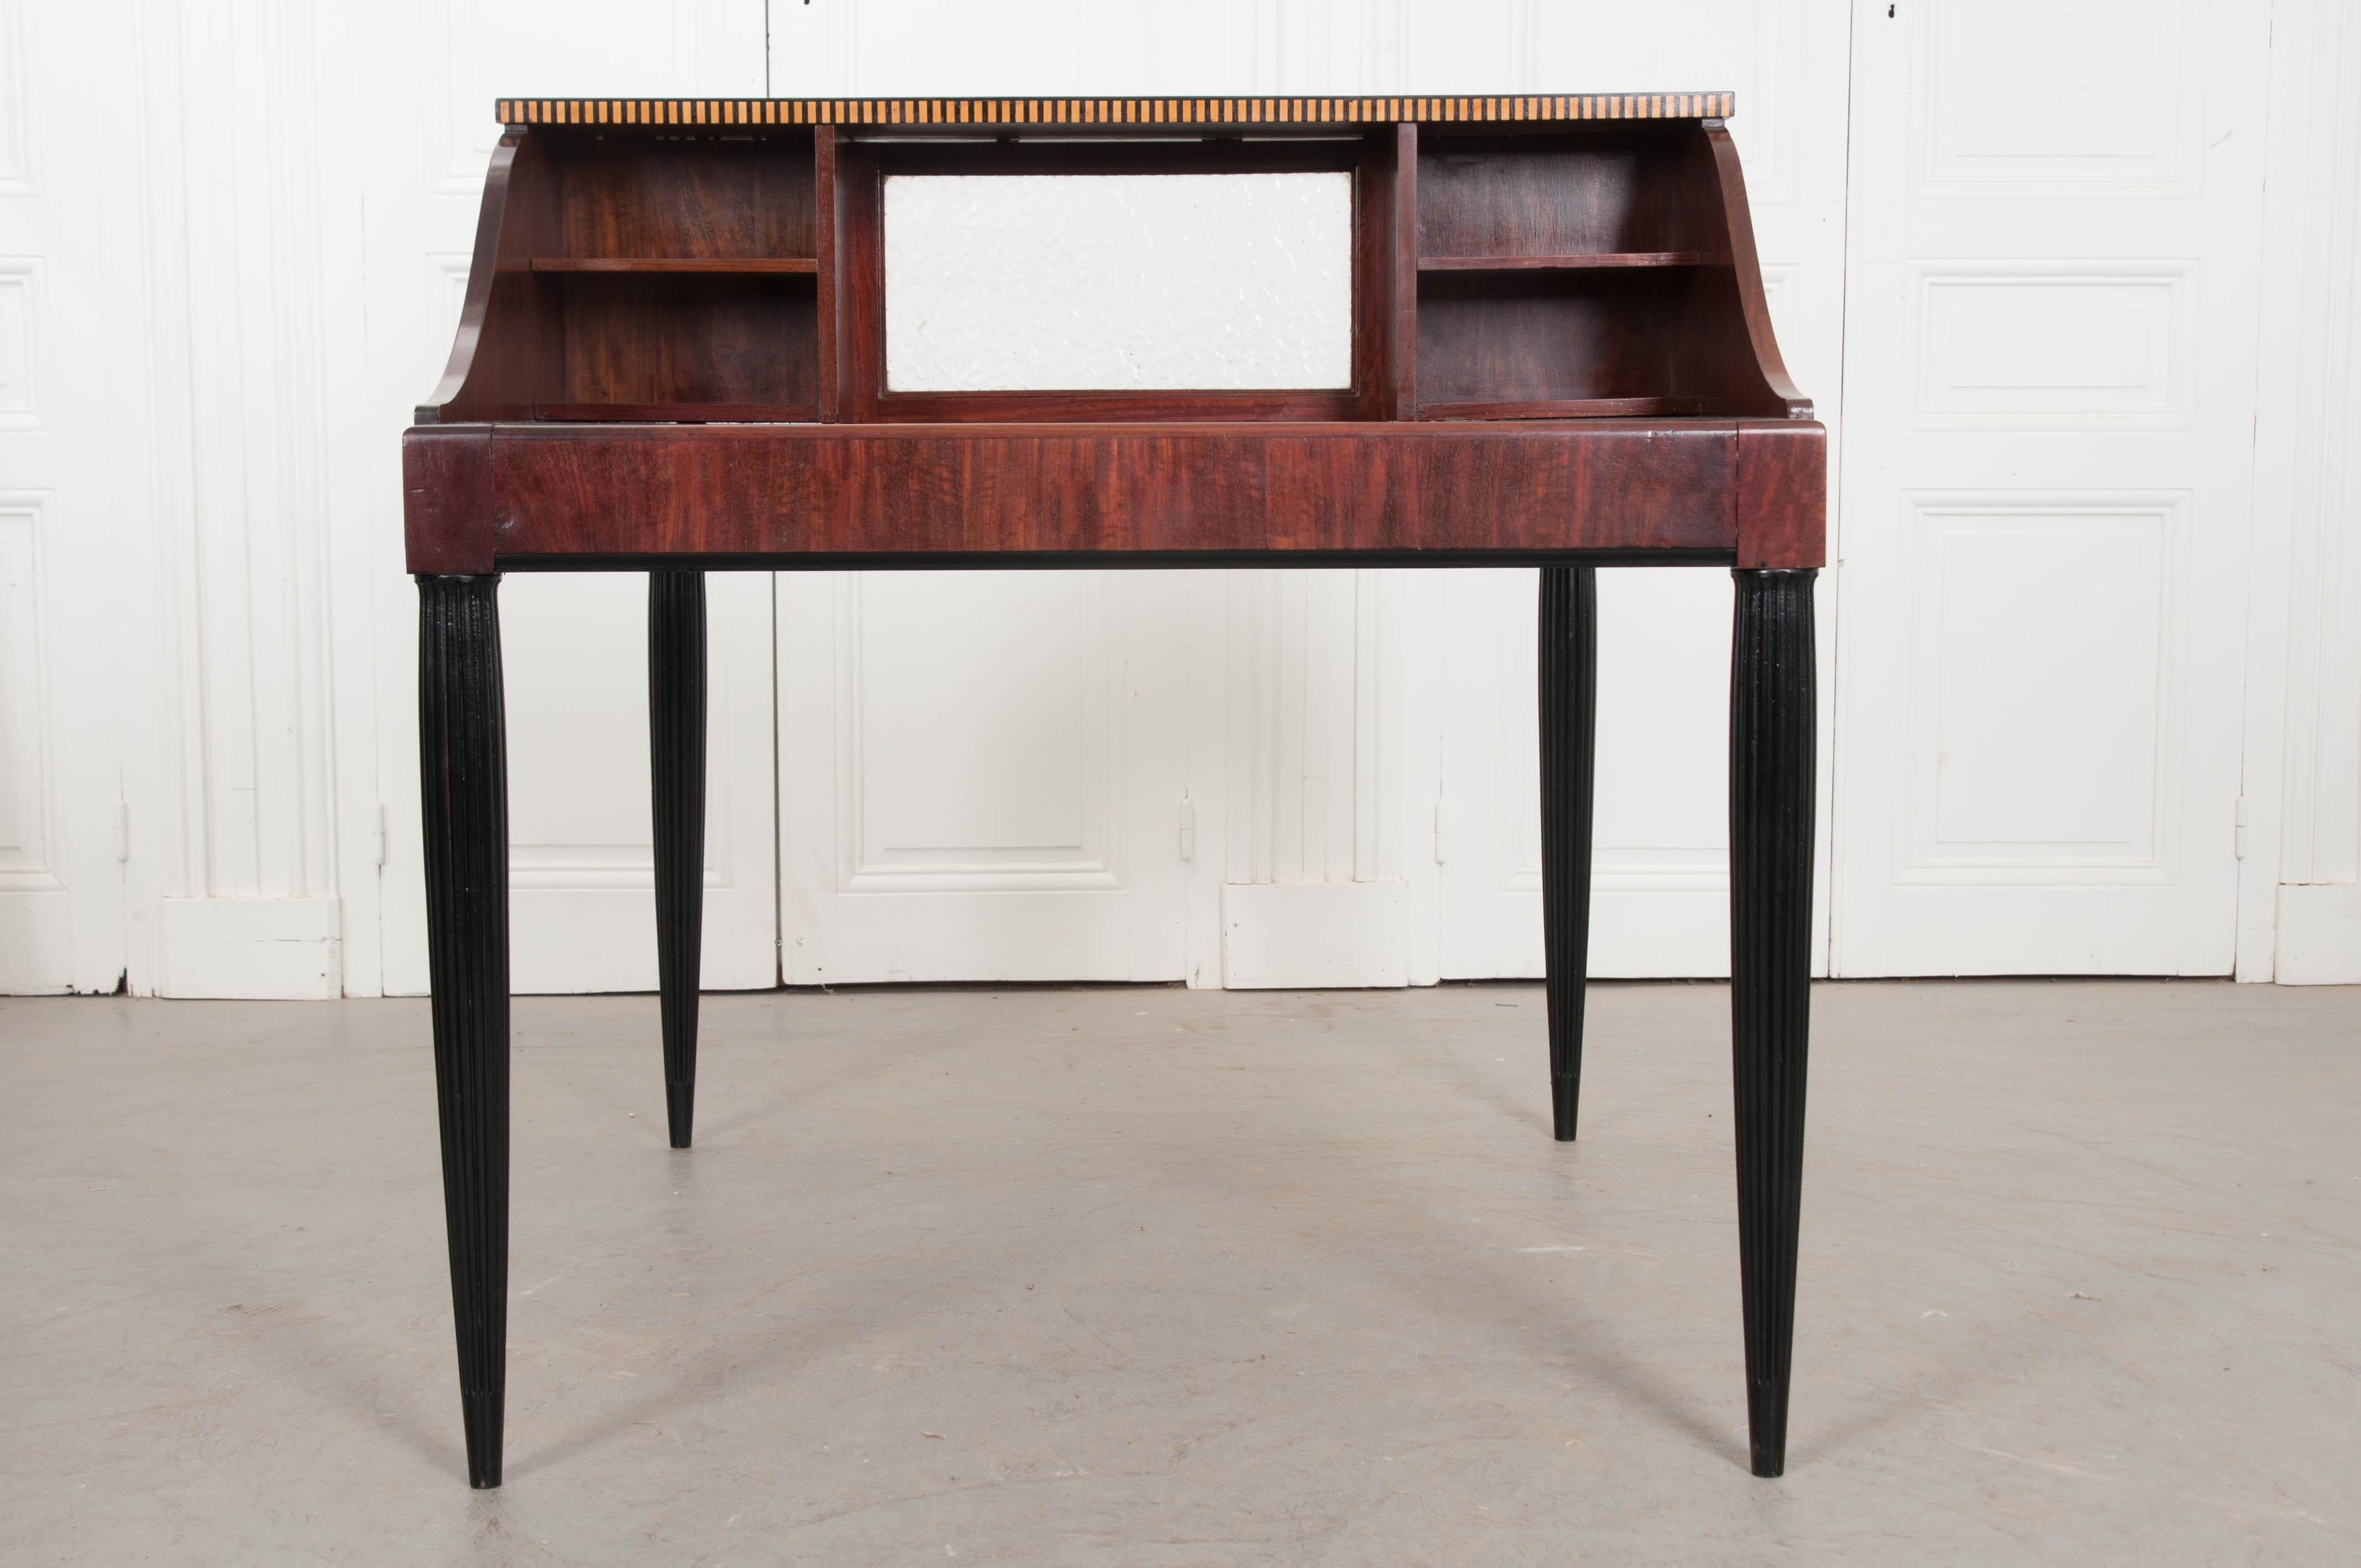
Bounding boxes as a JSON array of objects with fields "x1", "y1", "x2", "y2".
[
  {"x1": 1416, "y1": 269, "x2": 1709, "y2": 412},
  {"x1": 1411, "y1": 130, "x2": 1735, "y2": 419},
  {"x1": 1418, "y1": 251, "x2": 1720, "y2": 273},
  {"x1": 528, "y1": 256, "x2": 818, "y2": 275},
  {"x1": 529, "y1": 132, "x2": 820, "y2": 420},
  {"x1": 531, "y1": 402, "x2": 819, "y2": 423},
  {"x1": 1418, "y1": 395, "x2": 1711, "y2": 420}
]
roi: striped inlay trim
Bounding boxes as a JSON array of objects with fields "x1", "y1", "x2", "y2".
[{"x1": 491, "y1": 92, "x2": 1736, "y2": 129}]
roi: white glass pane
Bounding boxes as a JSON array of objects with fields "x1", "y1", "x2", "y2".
[{"x1": 883, "y1": 171, "x2": 1353, "y2": 392}]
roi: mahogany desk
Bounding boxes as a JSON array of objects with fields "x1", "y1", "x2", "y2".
[{"x1": 405, "y1": 91, "x2": 1823, "y2": 1489}]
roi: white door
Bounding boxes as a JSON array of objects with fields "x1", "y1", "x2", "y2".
[
  {"x1": 495, "y1": 574, "x2": 778, "y2": 992},
  {"x1": 1438, "y1": 569, "x2": 1748, "y2": 977},
  {"x1": 358, "y1": 2, "x2": 780, "y2": 995},
  {"x1": 1430, "y1": 1, "x2": 1853, "y2": 979},
  {"x1": 776, "y1": 570, "x2": 1191, "y2": 983},
  {"x1": 0, "y1": 3, "x2": 132, "y2": 993},
  {"x1": 1831, "y1": 0, "x2": 2269, "y2": 975},
  {"x1": 763, "y1": 3, "x2": 1264, "y2": 988}
]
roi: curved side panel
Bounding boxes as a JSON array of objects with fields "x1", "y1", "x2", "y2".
[
  {"x1": 1701, "y1": 124, "x2": 1810, "y2": 419},
  {"x1": 422, "y1": 134, "x2": 562, "y2": 422},
  {"x1": 421, "y1": 137, "x2": 520, "y2": 417}
]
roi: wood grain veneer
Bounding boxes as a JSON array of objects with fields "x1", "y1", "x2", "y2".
[{"x1": 405, "y1": 419, "x2": 1748, "y2": 573}]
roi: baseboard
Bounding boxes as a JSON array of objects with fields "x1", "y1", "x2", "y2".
[
  {"x1": 2275, "y1": 884, "x2": 2361, "y2": 984},
  {"x1": 1442, "y1": 887, "x2": 1734, "y2": 980},
  {"x1": 1222, "y1": 880, "x2": 1411, "y2": 988},
  {"x1": 0, "y1": 884, "x2": 74, "y2": 993},
  {"x1": 158, "y1": 898, "x2": 343, "y2": 999}
]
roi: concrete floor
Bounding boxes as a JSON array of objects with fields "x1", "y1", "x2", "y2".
[{"x1": 3, "y1": 982, "x2": 2356, "y2": 1566}]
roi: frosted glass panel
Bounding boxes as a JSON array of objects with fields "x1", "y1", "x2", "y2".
[{"x1": 883, "y1": 172, "x2": 1353, "y2": 391}]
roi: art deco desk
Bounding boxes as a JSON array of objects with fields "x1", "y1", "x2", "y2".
[{"x1": 405, "y1": 91, "x2": 1822, "y2": 1490}]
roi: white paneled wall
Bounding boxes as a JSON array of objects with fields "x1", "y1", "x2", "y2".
[
  {"x1": 1217, "y1": 567, "x2": 1417, "y2": 988},
  {"x1": 777, "y1": 569, "x2": 1193, "y2": 984},
  {"x1": 137, "y1": 1, "x2": 351, "y2": 997},
  {"x1": 353, "y1": 2, "x2": 781, "y2": 1000},
  {"x1": 2246, "y1": 0, "x2": 2361, "y2": 982},
  {"x1": 0, "y1": 1, "x2": 271, "y2": 997},
  {"x1": 2, "y1": 0, "x2": 2353, "y2": 995}
]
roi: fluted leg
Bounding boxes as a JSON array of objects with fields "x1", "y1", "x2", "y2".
[
  {"x1": 1538, "y1": 566, "x2": 1599, "y2": 1142},
  {"x1": 650, "y1": 570, "x2": 708, "y2": 1150},
  {"x1": 417, "y1": 574, "x2": 511, "y2": 1490},
  {"x1": 1728, "y1": 568, "x2": 1816, "y2": 1478}
]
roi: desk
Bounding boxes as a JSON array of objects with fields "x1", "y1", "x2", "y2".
[{"x1": 405, "y1": 91, "x2": 1821, "y2": 1488}]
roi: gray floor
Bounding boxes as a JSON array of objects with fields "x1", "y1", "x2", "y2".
[{"x1": 3, "y1": 981, "x2": 2356, "y2": 1566}]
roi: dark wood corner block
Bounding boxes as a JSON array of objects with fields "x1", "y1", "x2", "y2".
[
  {"x1": 403, "y1": 427, "x2": 496, "y2": 576},
  {"x1": 1735, "y1": 419, "x2": 1829, "y2": 570}
]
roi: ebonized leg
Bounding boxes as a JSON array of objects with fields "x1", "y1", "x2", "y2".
[
  {"x1": 648, "y1": 570, "x2": 708, "y2": 1150},
  {"x1": 1727, "y1": 568, "x2": 1816, "y2": 1478},
  {"x1": 417, "y1": 574, "x2": 511, "y2": 1490},
  {"x1": 1538, "y1": 565, "x2": 1599, "y2": 1142}
]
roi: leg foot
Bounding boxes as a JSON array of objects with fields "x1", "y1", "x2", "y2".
[
  {"x1": 1728, "y1": 568, "x2": 1816, "y2": 1477},
  {"x1": 1540, "y1": 566, "x2": 1599, "y2": 1142},
  {"x1": 650, "y1": 570, "x2": 708, "y2": 1150},
  {"x1": 417, "y1": 574, "x2": 511, "y2": 1489}
]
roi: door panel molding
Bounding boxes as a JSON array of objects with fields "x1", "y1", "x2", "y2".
[{"x1": 1833, "y1": 0, "x2": 2266, "y2": 976}]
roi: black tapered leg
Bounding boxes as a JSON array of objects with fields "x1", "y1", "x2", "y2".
[
  {"x1": 417, "y1": 574, "x2": 511, "y2": 1490},
  {"x1": 1538, "y1": 565, "x2": 1599, "y2": 1142},
  {"x1": 1728, "y1": 568, "x2": 1816, "y2": 1478},
  {"x1": 649, "y1": 570, "x2": 708, "y2": 1150}
]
